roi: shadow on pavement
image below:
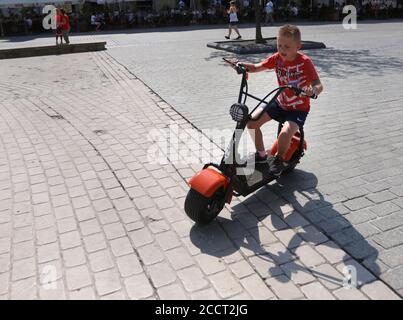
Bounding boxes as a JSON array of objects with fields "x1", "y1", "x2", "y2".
[
  {"x1": 189, "y1": 169, "x2": 381, "y2": 290},
  {"x1": 206, "y1": 47, "x2": 403, "y2": 80}
]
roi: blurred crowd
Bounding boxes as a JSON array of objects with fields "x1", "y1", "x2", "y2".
[{"x1": 0, "y1": 0, "x2": 402, "y2": 36}]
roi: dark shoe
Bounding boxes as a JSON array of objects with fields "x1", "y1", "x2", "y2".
[
  {"x1": 236, "y1": 35, "x2": 242, "y2": 40},
  {"x1": 270, "y1": 156, "x2": 284, "y2": 176},
  {"x1": 254, "y1": 152, "x2": 268, "y2": 163},
  {"x1": 225, "y1": 36, "x2": 230, "y2": 39}
]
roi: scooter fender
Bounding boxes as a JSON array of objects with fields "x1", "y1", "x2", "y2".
[{"x1": 188, "y1": 168, "x2": 229, "y2": 198}]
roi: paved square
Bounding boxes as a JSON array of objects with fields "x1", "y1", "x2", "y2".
[{"x1": 0, "y1": 21, "x2": 402, "y2": 299}]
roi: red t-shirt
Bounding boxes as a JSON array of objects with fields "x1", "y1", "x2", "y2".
[
  {"x1": 262, "y1": 52, "x2": 319, "y2": 112},
  {"x1": 61, "y1": 15, "x2": 70, "y2": 31}
]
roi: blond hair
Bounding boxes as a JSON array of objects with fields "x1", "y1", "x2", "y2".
[{"x1": 278, "y1": 24, "x2": 301, "y2": 43}]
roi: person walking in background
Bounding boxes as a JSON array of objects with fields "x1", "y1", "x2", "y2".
[
  {"x1": 225, "y1": 1, "x2": 242, "y2": 40},
  {"x1": 60, "y1": 9, "x2": 70, "y2": 44},
  {"x1": 264, "y1": 0, "x2": 274, "y2": 26},
  {"x1": 55, "y1": 8, "x2": 63, "y2": 45}
]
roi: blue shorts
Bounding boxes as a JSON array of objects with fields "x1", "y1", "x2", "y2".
[{"x1": 264, "y1": 100, "x2": 308, "y2": 128}]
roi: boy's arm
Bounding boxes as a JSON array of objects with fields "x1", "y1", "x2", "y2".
[{"x1": 237, "y1": 61, "x2": 267, "y2": 73}]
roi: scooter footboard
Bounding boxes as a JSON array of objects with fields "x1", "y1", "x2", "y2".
[{"x1": 188, "y1": 168, "x2": 229, "y2": 198}]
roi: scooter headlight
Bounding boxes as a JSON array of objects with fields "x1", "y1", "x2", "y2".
[{"x1": 229, "y1": 103, "x2": 249, "y2": 122}]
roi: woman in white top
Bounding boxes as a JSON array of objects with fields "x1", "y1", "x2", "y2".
[{"x1": 225, "y1": 1, "x2": 242, "y2": 40}]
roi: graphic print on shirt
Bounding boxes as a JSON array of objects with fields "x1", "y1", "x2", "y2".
[{"x1": 276, "y1": 60, "x2": 309, "y2": 110}]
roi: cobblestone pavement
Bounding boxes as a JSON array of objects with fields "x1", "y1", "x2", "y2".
[{"x1": 0, "y1": 21, "x2": 402, "y2": 299}]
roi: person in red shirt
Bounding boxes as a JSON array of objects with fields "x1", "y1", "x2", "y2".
[
  {"x1": 233, "y1": 24, "x2": 323, "y2": 176},
  {"x1": 55, "y1": 8, "x2": 63, "y2": 45},
  {"x1": 60, "y1": 9, "x2": 71, "y2": 44}
]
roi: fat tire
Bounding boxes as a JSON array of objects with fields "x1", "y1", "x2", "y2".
[{"x1": 184, "y1": 188, "x2": 225, "y2": 225}]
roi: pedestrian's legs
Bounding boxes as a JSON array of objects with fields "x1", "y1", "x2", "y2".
[
  {"x1": 225, "y1": 25, "x2": 232, "y2": 39},
  {"x1": 62, "y1": 29, "x2": 70, "y2": 44},
  {"x1": 233, "y1": 26, "x2": 241, "y2": 38}
]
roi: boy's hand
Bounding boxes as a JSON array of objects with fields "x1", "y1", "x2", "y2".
[
  {"x1": 303, "y1": 85, "x2": 315, "y2": 97},
  {"x1": 228, "y1": 58, "x2": 240, "y2": 68}
]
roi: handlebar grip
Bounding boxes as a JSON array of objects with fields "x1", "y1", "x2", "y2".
[{"x1": 290, "y1": 86, "x2": 303, "y2": 95}]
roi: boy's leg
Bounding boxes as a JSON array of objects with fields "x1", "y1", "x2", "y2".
[
  {"x1": 247, "y1": 107, "x2": 272, "y2": 152},
  {"x1": 276, "y1": 120, "x2": 299, "y2": 159},
  {"x1": 269, "y1": 120, "x2": 299, "y2": 176}
]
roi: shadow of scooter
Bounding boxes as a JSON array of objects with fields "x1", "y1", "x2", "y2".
[{"x1": 189, "y1": 169, "x2": 381, "y2": 291}]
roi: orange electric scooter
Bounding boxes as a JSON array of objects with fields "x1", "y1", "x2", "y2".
[{"x1": 184, "y1": 58, "x2": 316, "y2": 224}]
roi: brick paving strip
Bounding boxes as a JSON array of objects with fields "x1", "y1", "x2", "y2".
[{"x1": 0, "y1": 50, "x2": 400, "y2": 300}]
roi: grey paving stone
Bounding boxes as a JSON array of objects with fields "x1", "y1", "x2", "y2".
[
  {"x1": 317, "y1": 216, "x2": 351, "y2": 234},
  {"x1": 240, "y1": 274, "x2": 275, "y2": 300},
  {"x1": 361, "y1": 280, "x2": 401, "y2": 300},
  {"x1": 344, "y1": 197, "x2": 374, "y2": 211},
  {"x1": 371, "y1": 213, "x2": 403, "y2": 232},
  {"x1": 280, "y1": 260, "x2": 316, "y2": 285},
  {"x1": 166, "y1": 247, "x2": 194, "y2": 270},
  {"x1": 378, "y1": 245, "x2": 403, "y2": 268},
  {"x1": 344, "y1": 209, "x2": 377, "y2": 225},
  {"x1": 229, "y1": 260, "x2": 255, "y2": 279},
  {"x1": 344, "y1": 239, "x2": 379, "y2": 261},
  {"x1": 89, "y1": 250, "x2": 115, "y2": 273},
  {"x1": 177, "y1": 266, "x2": 209, "y2": 292},
  {"x1": 265, "y1": 275, "x2": 304, "y2": 300},
  {"x1": 194, "y1": 254, "x2": 225, "y2": 275},
  {"x1": 190, "y1": 288, "x2": 219, "y2": 300},
  {"x1": 312, "y1": 264, "x2": 344, "y2": 290},
  {"x1": 124, "y1": 273, "x2": 154, "y2": 299},
  {"x1": 366, "y1": 190, "x2": 397, "y2": 204},
  {"x1": 297, "y1": 225, "x2": 329, "y2": 245},
  {"x1": 83, "y1": 233, "x2": 107, "y2": 253},
  {"x1": 157, "y1": 283, "x2": 187, "y2": 300},
  {"x1": 372, "y1": 228, "x2": 403, "y2": 249},
  {"x1": 209, "y1": 270, "x2": 243, "y2": 299},
  {"x1": 380, "y1": 266, "x2": 403, "y2": 291},
  {"x1": 10, "y1": 277, "x2": 37, "y2": 300},
  {"x1": 94, "y1": 269, "x2": 122, "y2": 296},
  {"x1": 316, "y1": 241, "x2": 349, "y2": 264},
  {"x1": 66, "y1": 265, "x2": 92, "y2": 291},
  {"x1": 300, "y1": 282, "x2": 336, "y2": 300},
  {"x1": 110, "y1": 237, "x2": 135, "y2": 257},
  {"x1": 333, "y1": 287, "x2": 369, "y2": 300},
  {"x1": 368, "y1": 201, "x2": 401, "y2": 217}
]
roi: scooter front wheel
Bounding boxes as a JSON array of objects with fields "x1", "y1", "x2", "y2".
[{"x1": 184, "y1": 188, "x2": 225, "y2": 225}]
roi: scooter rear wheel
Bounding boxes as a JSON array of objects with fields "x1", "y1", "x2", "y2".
[{"x1": 184, "y1": 188, "x2": 225, "y2": 225}]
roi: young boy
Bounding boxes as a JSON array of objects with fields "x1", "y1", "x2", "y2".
[{"x1": 234, "y1": 24, "x2": 323, "y2": 176}]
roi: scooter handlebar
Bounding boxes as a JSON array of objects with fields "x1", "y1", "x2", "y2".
[
  {"x1": 222, "y1": 57, "x2": 247, "y2": 75},
  {"x1": 287, "y1": 85, "x2": 318, "y2": 99}
]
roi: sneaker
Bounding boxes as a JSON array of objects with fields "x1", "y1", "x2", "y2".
[
  {"x1": 254, "y1": 151, "x2": 268, "y2": 163},
  {"x1": 270, "y1": 156, "x2": 284, "y2": 176},
  {"x1": 225, "y1": 36, "x2": 230, "y2": 39},
  {"x1": 236, "y1": 35, "x2": 242, "y2": 40}
]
